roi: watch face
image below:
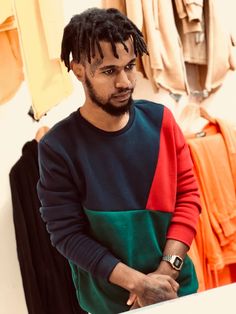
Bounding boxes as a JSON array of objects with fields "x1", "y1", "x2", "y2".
[{"x1": 173, "y1": 256, "x2": 183, "y2": 268}]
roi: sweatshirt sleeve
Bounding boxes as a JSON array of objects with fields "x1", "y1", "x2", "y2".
[
  {"x1": 166, "y1": 111, "x2": 201, "y2": 246},
  {"x1": 37, "y1": 139, "x2": 120, "y2": 280},
  {"x1": 146, "y1": 106, "x2": 201, "y2": 247}
]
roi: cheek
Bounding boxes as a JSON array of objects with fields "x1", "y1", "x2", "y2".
[
  {"x1": 130, "y1": 78, "x2": 136, "y2": 89},
  {"x1": 96, "y1": 78, "x2": 115, "y2": 93},
  {"x1": 129, "y1": 71, "x2": 137, "y2": 84},
  {"x1": 120, "y1": 70, "x2": 137, "y2": 87},
  {"x1": 91, "y1": 79, "x2": 115, "y2": 100}
]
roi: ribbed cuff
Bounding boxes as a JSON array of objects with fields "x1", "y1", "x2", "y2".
[
  {"x1": 167, "y1": 223, "x2": 196, "y2": 247},
  {"x1": 94, "y1": 254, "x2": 121, "y2": 281}
]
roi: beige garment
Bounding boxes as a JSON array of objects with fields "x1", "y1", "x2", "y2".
[
  {"x1": 120, "y1": 0, "x2": 189, "y2": 93},
  {"x1": 0, "y1": 0, "x2": 23, "y2": 104},
  {"x1": 119, "y1": 0, "x2": 188, "y2": 93},
  {"x1": 13, "y1": 0, "x2": 73, "y2": 119},
  {"x1": 183, "y1": 0, "x2": 203, "y2": 22},
  {"x1": 205, "y1": 0, "x2": 235, "y2": 91},
  {"x1": 0, "y1": 15, "x2": 16, "y2": 31},
  {"x1": 139, "y1": 0, "x2": 163, "y2": 71},
  {"x1": 126, "y1": 0, "x2": 164, "y2": 88},
  {"x1": 125, "y1": 0, "x2": 143, "y2": 30},
  {"x1": 103, "y1": 0, "x2": 188, "y2": 93},
  {"x1": 152, "y1": 0, "x2": 189, "y2": 93},
  {"x1": 144, "y1": 0, "x2": 235, "y2": 94},
  {"x1": 0, "y1": 16, "x2": 24, "y2": 105},
  {"x1": 175, "y1": 0, "x2": 207, "y2": 65},
  {"x1": 102, "y1": 0, "x2": 126, "y2": 14},
  {"x1": 175, "y1": 0, "x2": 203, "y2": 32},
  {"x1": 38, "y1": 0, "x2": 65, "y2": 59},
  {"x1": 103, "y1": 0, "x2": 235, "y2": 96},
  {"x1": 0, "y1": 0, "x2": 13, "y2": 24}
]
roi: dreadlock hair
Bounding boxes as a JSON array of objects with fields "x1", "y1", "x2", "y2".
[{"x1": 61, "y1": 7, "x2": 148, "y2": 71}]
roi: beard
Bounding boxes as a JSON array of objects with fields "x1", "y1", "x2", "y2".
[{"x1": 85, "y1": 74, "x2": 134, "y2": 117}]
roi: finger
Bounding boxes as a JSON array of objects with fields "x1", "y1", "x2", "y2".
[
  {"x1": 168, "y1": 278, "x2": 179, "y2": 292},
  {"x1": 127, "y1": 293, "x2": 137, "y2": 306},
  {"x1": 161, "y1": 275, "x2": 179, "y2": 291},
  {"x1": 129, "y1": 301, "x2": 140, "y2": 310},
  {"x1": 168, "y1": 291, "x2": 179, "y2": 300}
]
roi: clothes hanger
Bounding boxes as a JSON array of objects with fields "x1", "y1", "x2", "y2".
[
  {"x1": 199, "y1": 106, "x2": 216, "y2": 124},
  {"x1": 35, "y1": 126, "x2": 50, "y2": 142}
]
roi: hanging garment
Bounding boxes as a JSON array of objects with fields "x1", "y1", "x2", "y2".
[
  {"x1": 187, "y1": 119, "x2": 236, "y2": 288},
  {"x1": 103, "y1": 0, "x2": 235, "y2": 96},
  {"x1": 174, "y1": 0, "x2": 207, "y2": 65},
  {"x1": 37, "y1": 0, "x2": 65, "y2": 60},
  {"x1": 12, "y1": 0, "x2": 73, "y2": 119},
  {"x1": 0, "y1": 0, "x2": 12, "y2": 24},
  {"x1": 0, "y1": 0, "x2": 72, "y2": 118},
  {"x1": 0, "y1": 13, "x2": 24, "y2": 105},
  {"x1": 9, "y1": 140, "x2": 86, "y2": 314},
  {"x1": 187, "y1": 232, "x2": 206, "y2": 292}
]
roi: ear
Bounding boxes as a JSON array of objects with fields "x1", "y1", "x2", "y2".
[{"x1": 70, "y1": 61, "x2": 85, "y2": 81}]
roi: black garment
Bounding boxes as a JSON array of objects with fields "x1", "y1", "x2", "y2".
[{"x1": 9, "y1": 140, "x2": 86, "y2": 314}]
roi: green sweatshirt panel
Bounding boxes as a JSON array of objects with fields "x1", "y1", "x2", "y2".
[{"x1": 69, "y1": 209, "x2": 198, "y2": 314}]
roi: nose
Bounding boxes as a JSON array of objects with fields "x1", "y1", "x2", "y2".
[{"x1": 115, "y1": 70, "x2": 132, "y2": 89}]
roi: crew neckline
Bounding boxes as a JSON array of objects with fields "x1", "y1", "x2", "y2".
[{"x1": 76, "y1": 104, "x2": 135, "y2": 137}]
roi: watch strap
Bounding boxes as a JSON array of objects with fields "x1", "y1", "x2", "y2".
[{"x1": 162, "y1": 255, "x2": 183, "y2": 271}]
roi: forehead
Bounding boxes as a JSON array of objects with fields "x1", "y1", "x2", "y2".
[{"x1": 90, "y1": 38, "x2": 136, "y2": 68}]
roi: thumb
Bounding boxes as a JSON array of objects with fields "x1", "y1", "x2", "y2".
[{"x1": 126, "y1": 292, "x2": 137, "y2": 306}]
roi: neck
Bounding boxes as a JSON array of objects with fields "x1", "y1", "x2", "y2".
[{"x1": 80, "y1": 102, "x2": 130, "y2": 132}]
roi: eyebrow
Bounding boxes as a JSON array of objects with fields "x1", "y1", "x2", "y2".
[{"x1": 99, "y1": 58, "x2": 136, "y2": 71}]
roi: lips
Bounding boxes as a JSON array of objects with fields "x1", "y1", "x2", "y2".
[{"x1": 112, "y1": 91, "x2": 131, "y2": 101}]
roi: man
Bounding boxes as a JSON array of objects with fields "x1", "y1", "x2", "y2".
[{"x1": 37, "y1": 7, "x2": 201, "y2": 314}]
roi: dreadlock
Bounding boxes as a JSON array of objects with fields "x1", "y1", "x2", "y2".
[{"x1": 61, "y1": 7, "x2": 148, "y2": 71}]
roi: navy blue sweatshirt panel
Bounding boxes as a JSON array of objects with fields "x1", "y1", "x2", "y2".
[
  {"x1": 37, "y1": 100, "x2": 164, "y2": 279},
  {"x1": 37, "y1": 141, "x2": 120, "y2": 280}
]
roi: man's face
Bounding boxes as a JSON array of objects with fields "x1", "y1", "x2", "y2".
[{"x1": 83, "y1": 39, "x2": 137, "y2": 116}]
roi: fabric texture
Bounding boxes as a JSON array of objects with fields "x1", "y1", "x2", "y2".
[
  {"x1": 37, "y1": 100, "x2": 201, "y2": 313},
  {"x1": 9, "y1": 140, "x2": 86, "y2": 314}
]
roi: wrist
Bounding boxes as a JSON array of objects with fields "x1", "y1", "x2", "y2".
[
  {"x1": 155, "y1": 261, "x2": 180, "y2": 280},
  {"x1": 109, "y1": 262, "x2": 145, "y2": 292}
]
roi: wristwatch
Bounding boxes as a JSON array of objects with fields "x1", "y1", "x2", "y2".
[{"x1": 162, "y1": 255, "x2": 183, "y2": 271}]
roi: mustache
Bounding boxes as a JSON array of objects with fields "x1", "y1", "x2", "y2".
[{"x1": 112, "y1": 88, "x2": 134, "y2": 97}]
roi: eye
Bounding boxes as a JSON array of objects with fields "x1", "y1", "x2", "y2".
[
  {"x1": 125, "y1": 63, "x2": 136, "y2": 71},
  {"x1": 103, "y1": 69, "x2": 115, "y2": 76}
]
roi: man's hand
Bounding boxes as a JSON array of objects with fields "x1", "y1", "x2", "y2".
[
  {"x1": 109, "y1": 262, "x2": 179, "y2": 310},
  {"x1": 127, "y1": 273, "x2": 179, "y2": 308}
]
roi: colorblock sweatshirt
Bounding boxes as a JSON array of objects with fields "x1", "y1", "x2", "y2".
[{"x1": 37, "y1": 100, "x2": 201, "y2": 311}]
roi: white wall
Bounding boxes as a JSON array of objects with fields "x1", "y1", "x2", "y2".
[{"x1": 0, "y1": 1, "x2": 236, "y2": 314}]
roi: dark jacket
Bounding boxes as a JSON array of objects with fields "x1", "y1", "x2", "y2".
[{"x1": 9, "y1": 139, "x2": 86, "y2": 314}]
